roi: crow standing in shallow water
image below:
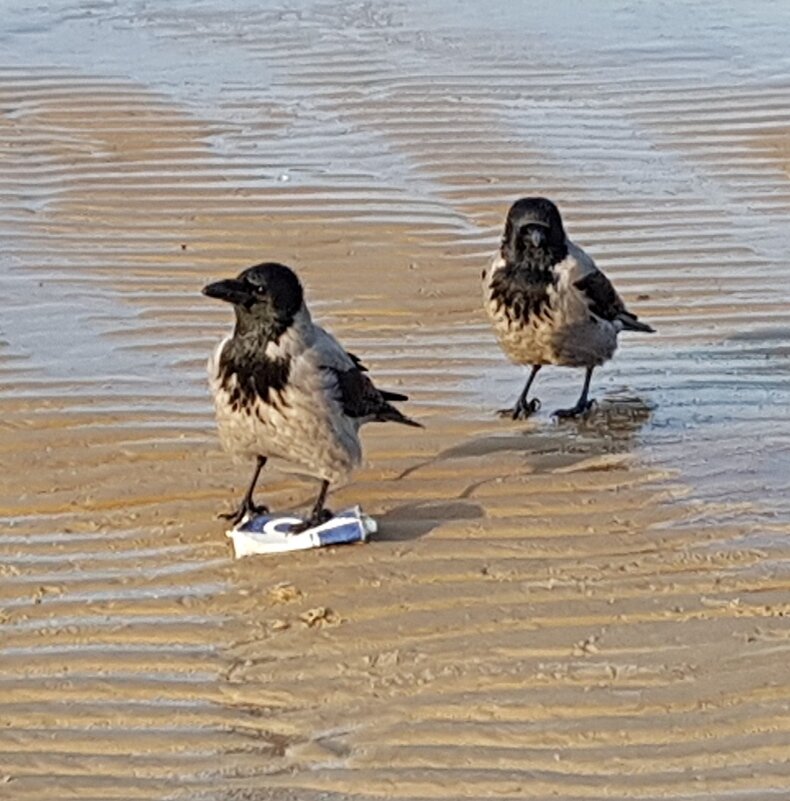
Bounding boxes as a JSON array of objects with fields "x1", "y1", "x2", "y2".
[
  {"x1": 483, "y1": 197, "x2": 655, "y2": 420},
  {"x1": 203, "y1": 262, "x2": 421, "y2": 531}
]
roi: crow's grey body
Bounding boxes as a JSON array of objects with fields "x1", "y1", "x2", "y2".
[
  {"x1": 484, "y1": 242, "x2": 621, "y2": 369},
  {"x1": 209, "y1": 309, "x2": 362, "y2": 485},
  {"x1": 483, "y1": 197, "x2": 654, "y2": 419},
  {"x1": 204, "y1": 261, "x2": 419, "y2": 526}
]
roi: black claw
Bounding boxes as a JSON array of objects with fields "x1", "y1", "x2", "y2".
[
  {"x1": 219, "y1": 500, "x2": 269, "y2": 526},
  {"x1": 553, "y1": 398, "x2": 596, "y2": 420},
  {"x1": 289, "y1": 508, "x2": 333, "y2": 534},
  {"x1": 514, "y1": 397, "x2": 541, "y2": 420},
  {"x1": 498, "y1": 397, "x2": 541, "y2": 421}
]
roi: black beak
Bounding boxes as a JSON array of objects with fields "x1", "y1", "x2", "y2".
[
  {"x1": 202, "y1": 278, "x2": 251, "y2": 305},
  {"x1": 529, "y1": 227, "x2": 545, "y2": 248}
]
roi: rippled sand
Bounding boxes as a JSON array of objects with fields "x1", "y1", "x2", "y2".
[{"x1": 2, "y1": 1, "x2": 790, "y2": 799}]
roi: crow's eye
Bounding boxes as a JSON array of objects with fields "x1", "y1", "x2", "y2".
[{"x1": 251, "y1": 284, "x2": 267, "y2": 296}]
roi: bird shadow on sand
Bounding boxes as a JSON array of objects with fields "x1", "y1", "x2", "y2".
[
  {"x1": 399, "y1": 390, "x2": 655, "y2": 475},
  {"x1": 375, "y1": 500, "x2": 485, "y2": 542},
  {"x1": 378, "y1": 391, "x2": 654, "y2": 541}
]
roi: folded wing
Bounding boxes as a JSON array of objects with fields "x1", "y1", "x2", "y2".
[
  {"x1": 313, "y1": 326, "x2": 421, "y2": 427},
  {"x1": 574, "y1": 270, "x2": 655, "y2": 333}
]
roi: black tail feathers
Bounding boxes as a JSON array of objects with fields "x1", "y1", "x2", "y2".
[{"x1": 377, "y1": 402, "x2": 423, "y2": 428}]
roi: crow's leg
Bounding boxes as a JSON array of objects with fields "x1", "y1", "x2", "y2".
[
  {"x1": 498, "y1": 365, "x2": 542, "y2": 420},
  {"x1": 290, "y1": 480, "x2": 333, "y2": 533},
  {"x1": 220, "y1": 456, "x2": 269, "y2": 525},
  {"x1": 554, "y1": 367, "x2": 596, "y2": 419}
]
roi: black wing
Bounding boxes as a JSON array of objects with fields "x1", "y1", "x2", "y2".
[
  {"x1": 332, "y1": 366, "x2": 421, "y2": 427},
  {"x1": 575, "y1": 271, "x2": 655, "y2": 333},
  {"x1": 346, "y1": 351, "x2": 368, "y2": 372}
]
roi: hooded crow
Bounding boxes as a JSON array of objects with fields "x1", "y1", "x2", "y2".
[
  {"x1": 203, "y1": 261, "x2": 421, "y2": 531},
  {"x1": 483, "y1": 197, "x2": 654, "y2": 419}
]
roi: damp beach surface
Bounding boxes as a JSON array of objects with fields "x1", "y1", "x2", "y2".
[{"x1": 1, "y1": 1, "x2": 790, "y2": 798}]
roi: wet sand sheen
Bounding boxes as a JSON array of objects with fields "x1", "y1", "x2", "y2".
[{"x1": 2, "y1": 1, "x2": 790, "y2": 799}]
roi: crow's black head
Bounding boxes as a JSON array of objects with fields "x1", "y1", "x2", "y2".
[
  {"x1": 501, "y1": 197, "x2": 568, "y2": 269},
  {"x1": 203, "y1": 261, "x2": 305, "y2": 340}
]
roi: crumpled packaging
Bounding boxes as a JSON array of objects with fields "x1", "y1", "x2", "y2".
[{"x1": 226, "y1": 505, "x2": 376, "y2": 558}]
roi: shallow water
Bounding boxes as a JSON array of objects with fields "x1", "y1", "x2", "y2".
[{"x1": 2, "y1": 1, "x2": 790, "y2": 798}]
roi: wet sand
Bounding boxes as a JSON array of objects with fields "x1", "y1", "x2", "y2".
[{"x1": 2, "y1": 1, "x2": 790, "y2": 798}]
